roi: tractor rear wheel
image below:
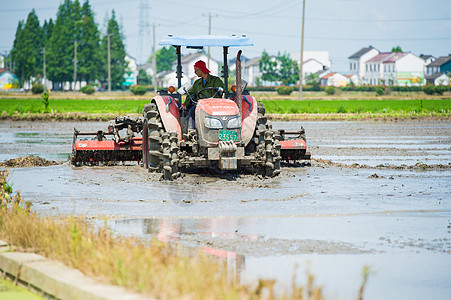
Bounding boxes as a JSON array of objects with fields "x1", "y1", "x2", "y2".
[
  {"x1": 246, "y1": 102, "x2": 281, "y2": 177},
  {"x1": 143, "y1": 102, "x2": 180, "y2": 180}
]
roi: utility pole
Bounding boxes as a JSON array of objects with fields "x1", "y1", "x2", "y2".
[
  {"x1": 107, "y1": 34, "x2": 111, "y2": 93},
  {"x1": 73, "y1": 40, "x2": 77, "y2": 91},
  {"x1": 203, "y1": 12, "x2": 217, "y2": 69},
  {"x1": 43, "y1": 48, "x2": 46, "y2": 90},
  {"x1": 299, "y1": 0, "x2": 306, "y2": 101},
  {"x1": 153, "y1": 23, "x2": 157, "y2": 94}
]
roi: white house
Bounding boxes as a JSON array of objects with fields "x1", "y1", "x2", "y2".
[
  {"x1": 425, "y1": 72, "x2": 450, "y2": 86},
  {"x1": 291, "y1": 51, "x2": 331, "y2": 69},
  {"x1": 303, "y1": 58, "x2": 326, "y2": 76},
  {"x1": 345, "y1": 74, "x2": 359, "y2": 85},
  {"x1": 348, "y1": 46, "x2": 379, "y2": 80},
  {"x1": 0, "y1": 55, "x2": 4, "y2": 69},
  {"x1": 156, "y1": 52, "x2": 220, "y2": 88},
  {"x1": 242, "y1": 57, "x2": 261, "y2": 86},
  {"x1": 364, "y1": 52, "x2": 425, "y2": 86},
  {"x1": 320, "y1": 72, "x2": 347, "y2": 87}
]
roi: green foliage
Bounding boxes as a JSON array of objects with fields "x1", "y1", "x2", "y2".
[
  {"x1": 306, "y1": 73, "x2": 320, "y2": 86},
  {"x1": 137, "y1": 69, "x2": 152, "y2": 85},
  {"x1": 41, "y1": 91, "x2": 50, "y2": 112},
  {"x1": 276, "y1": 86, "x2": 295, "y2": 95},
  {"x1": 375, "y1": 86, "x2": 391, "y2": 96},
  {"x1": 150, "y1": 46, "x2": 177, "y2": 73},
  {"x1": 277, "y1": 52, "x2": 299, "y2": 85},
  {"x1": 259, "y1": 50, "x2": 278, "y2": 83},
  {"x1": 434, "y1": 85, "x2": 446, "y2": 95},
  {"x1": 10, "y1": 9, "x2": 44, "y2": 86},
  {"x1": 129, "y1": 85, "x2": 147, "y2": 95},
  {"x1": 77, "y1": 1, "x2": 101, "y2": 84},
  {"x1": 259, "y1": 50, "x2": 299, "y2": 85},
  {"x1": 423, "y1": 85, "x2": 446, "y2": 95},
  {"x1": 81, "y1": 85, "x2": 95, "y2": 95},
  {"x1": 336, "y1": 105, "x2": 347, "y2": 113},
  {"x1": 391, "y1": 46, "x2": 403, "y2": 53},
  {"x1": 100, "y1": 10, "x2": 127, "y2": 90},
  {"x1": 31, "y1": 83, "x2": 44, "y2": 94},
  {"x1": 325, "y1": 86, "x2": 337, "y2": 95},
  {"x1": 259, "y1": 99, "x2": 451, "y2": 115},
  {"x1": 46, "y1": 0, "x2": 79, "y2": 86}
]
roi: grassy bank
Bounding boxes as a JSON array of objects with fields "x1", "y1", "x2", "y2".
[
  {"x1": 0, "y1": 170, "x2": 368, "y2": 300},
  {"x1": 1, "y1": 95, "x2": 449, "y2": 121}
]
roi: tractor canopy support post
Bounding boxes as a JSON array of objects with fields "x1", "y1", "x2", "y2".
[
  {"x1": 223, "y1": 46, "x2": 229, "y2": 98},
  {"x1": 175, "y1": 45, "x2": 182, "y2": 106}
]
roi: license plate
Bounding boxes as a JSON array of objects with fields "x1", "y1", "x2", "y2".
[{"x1": 218, "y1": 130, "x2": 237, "y2": 141}]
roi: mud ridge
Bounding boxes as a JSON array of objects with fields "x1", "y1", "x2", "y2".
[
  {"x1": 0, "y1": 156, "x2": 61, "y2": 168},
  {"x1": 312, "y1": 158, "x2": 451, "y2": 170}
]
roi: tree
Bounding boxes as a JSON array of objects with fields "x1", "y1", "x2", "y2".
[
  {"x1": 149, "y1": 46, "x2": 177, "y2": 73},
  {"x1": 137, "y1": 69, "x2": 151, "y2": 85},
  {"x1": 305, "y1": 73, "x2": 320, "y2": 86},
  {"x1": 77, "y1": 0, "x2": 101, "y2": 84},
  {"x1": 47, "y1": 0, "x2": 80, "y2": 88},
  {"x1": 10, "y1": 21, "x2": 25, "y2": 84},
  {"x1": 100, "y1": 10, "x2": 127, "y2": 90},
  {"x1": 259, "y1": 50, "x2": 277, "y2": 83},
  {"x1": 43, "y1": 19, "x2": 54, "y2": 46},
  {"x1": 391, "y1": 46, "x2": 403, "y2": 53},
  {"x1": 277, "y1": 52, "x2": 299, "y2": 85},
  {"x1": 10, "y1": 10, "x2": 43, "y2": 86}
]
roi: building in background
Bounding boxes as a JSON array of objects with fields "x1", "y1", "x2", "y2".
[
  {"x1": 365, "y1": 52, "x2": 425, "y2": 86},
  {"x1": 348, "y1": 46, "x2": 379, "y2": 81},
  {"x1": 425, "y1": 56, "x2": 451, "y2": 86},
  {"x1": 320, "y1": 72, "x2": 347, "y2": 87},
  {"x1": 0, "y1": 69, "x2": 19, "y2": 90}
]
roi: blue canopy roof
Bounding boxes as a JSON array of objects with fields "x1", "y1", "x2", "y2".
[{"x1": 159, "y1": 35, "x2": 254, "y2": 47}]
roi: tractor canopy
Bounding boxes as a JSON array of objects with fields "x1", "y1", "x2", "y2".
[
  {"x1": 159, "y1": 34, "x2": 254, "y2": 47},
  {"x1": 159, "y1": 34, "x2": 253, "y2": 103}
]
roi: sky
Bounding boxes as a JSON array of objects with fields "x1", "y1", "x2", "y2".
[{"x1": 1, "y1": 0, "x2": 451, "y2": 73}]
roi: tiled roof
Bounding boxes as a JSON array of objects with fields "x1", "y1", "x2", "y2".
[
  {"x1": 427, "y1": 56, "x2": 451, "y2": 67},
  {"x1": 366, "y1": 52, "x2": 394, "y2": 63},
  {"x1": 321, "y1": 72, "x2": 336, "y2": 79},
  {"x1": 383, "y1": 52, "x2": 408, "y2": 63},
  {"x1": 348, "y1": 46, "x2": 377, "y2": 59},
  {"x1": 420, "y1": 54, "x2": 435, "y2": 61},
  {"x1": 425, "y1": 72, "x2": 447, "y2": 80}
]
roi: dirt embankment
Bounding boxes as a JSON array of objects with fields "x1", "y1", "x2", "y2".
[
  {"x1": 311, "y1": 158, "x2": 451, "y2": 170},
  {"x1": 0, "y1": 156, "x2": 60, "y2": 168}
]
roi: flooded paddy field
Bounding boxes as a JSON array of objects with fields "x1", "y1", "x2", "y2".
[{"x1": 1, "y1": 120, "x2": 450, "y2": 299}]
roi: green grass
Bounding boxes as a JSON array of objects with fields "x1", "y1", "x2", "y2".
[
  {"x1": 1, "y1": 97, "x2": 450, "y2": 117},
  {"x1": 260, "y1": 99, "x2": 451, "y2": 114},
  {"x1": 0, "y1": 98, "x2": 149, "y2": 115}
]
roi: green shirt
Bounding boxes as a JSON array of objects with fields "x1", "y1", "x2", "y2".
[{"x1": 185, "y1": 74, "x2": 225, "y2": 107}]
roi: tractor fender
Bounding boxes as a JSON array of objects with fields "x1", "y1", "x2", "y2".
[
  {"x1": 152, "y1": 95, "x2": 182, "y2": 142},
  {"x1": 240, "y1": 95, "x2": 258, "y2": 146}
]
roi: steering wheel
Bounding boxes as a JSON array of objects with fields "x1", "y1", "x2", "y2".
[{"x1": 196, "y1": 87, "x2": 223, "y2": 100}]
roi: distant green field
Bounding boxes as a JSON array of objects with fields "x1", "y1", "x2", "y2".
[
  {"x1": 260, "y1": 99, "x2": 451, "y2": 114},
  {"x1": 0, "y1": 98, "x2": 450, "y2": 115},
  {"x1": 0, "y1": 98, "x2": 149, "y2": 114}
]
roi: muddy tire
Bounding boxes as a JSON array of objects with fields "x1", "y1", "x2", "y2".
[
  {"x1": 245, "y1": 106, "x2": 281, "y2": 177},
  {"x1": 143, "y1": 102, "x2": 180, "y2": 180}
]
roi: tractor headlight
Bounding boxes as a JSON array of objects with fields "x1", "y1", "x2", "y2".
[
  {"x1": 205, "y1": 117, "x2": 223, "y2": 129},
  {"x1": 227, "y1": 116, "x2": 241, "y2": 129}
]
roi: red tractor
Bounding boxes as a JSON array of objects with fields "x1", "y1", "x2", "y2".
[{"x1": 72, "y1": 35, "x2": 310, "y2": 179}]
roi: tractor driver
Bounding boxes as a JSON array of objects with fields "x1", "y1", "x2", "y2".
[{"x1": 185, "y1": 60, "x2": 224, "y2": 131}]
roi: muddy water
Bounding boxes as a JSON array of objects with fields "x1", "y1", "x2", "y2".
[{"x1": 1, "y1": 120, "x2": 451, "y2": 300}]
